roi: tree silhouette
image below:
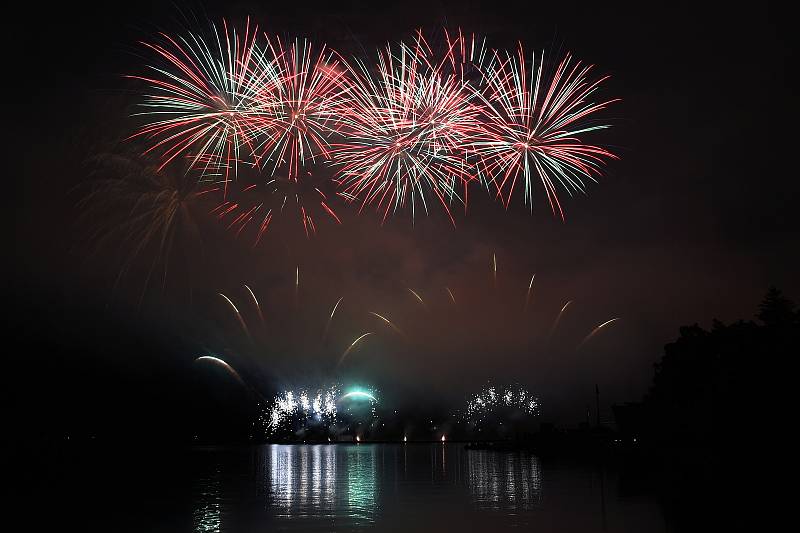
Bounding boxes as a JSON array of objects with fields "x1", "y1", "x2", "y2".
[
  {"x1": 639, "y1": 288, "x2": 797, "y2": 462},
  {"x1": 757, "y1": 286, "x2": 798, "y2": 328}
]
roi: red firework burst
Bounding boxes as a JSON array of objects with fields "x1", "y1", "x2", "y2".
[
  {"x1": 204, "y1": 170, "x2": 343, "y2": 243},
  {"x1": 127, "y1": 18, "x2": 275, "y2": 193},
  {"x1": 472, "y1": 44, "x2": 618, "y2": 218},
  {"x1": 329, "y1": 30, "x2": 486, "y2": 224},
  {"x1": 249, "y1": 36, "x2": 351, "y2": 180}
]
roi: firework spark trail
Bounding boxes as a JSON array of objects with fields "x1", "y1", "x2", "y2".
[
  {"x1": 549, "y1": 300, "x2": 573, "y2": 338},
  {"x1": 207, "y1": 174, "x2": 344, "y2": 243},
  {"x1": 337, "y1": 332, "x2": 374, "y2": 366},
  {"x1": 445, "y1": 286, "x2": 457, "y2": 305},
  {"x1": 128, "y1": 18, "x2": 278, "y2": 193},
  {"x1": 293, "y1": 266, "x2": 300, "y2": 306},
  {"x1": 407, "y1": 288, "x2": 427, "y2": 309},
  {"x1": 329, "y1": 30, "x2": 486, "y2": 223},
  {"x1": 577, "y1": 317, "x2": 620, "y2": 350},
  {"x1": 219, "y1": 292, "x2": 252, "y2": 339},
  {"x1": 244, "y1": 283, "x2": 265, "y2": 326},
  {"x1": 323, "y1": 296, "x2": 344, "y2": 341},
  {"x1": 368, "y1": 311, "x2": 405, "y2": 336},
  {"x1": 194, "y1": 355, "x2": 248, "y2": 389},
  {"x1": 524, "y1": 273, "x2": 536, "y2": 312},
  {"x1": 472, "y1": 44, "x2": 618, "y2": 217}
]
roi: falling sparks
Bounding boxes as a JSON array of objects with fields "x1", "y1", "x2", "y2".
[
  {"x1": 244, "y1": 283, "x2": 265, "y2": 326},
  {"x1": 323, "y1": 296, "x2": 344, "y2": 340},
  {"x1": 445, "y1": 287, "x2": 457, "y2": 305},
  {"x1": 549, "y1": 300, "x2": 573, "y2": 338},
  {"x1": 577, "y1": 317, "x2": 620, "y2": 350},
  {"x1": 218, "y1": 292, "x2": 251, "y2": 339},
  {"x1": 524, "y1": 273, "x2": 536, "y2": 312},
  {"x1": 368, "y1": 311, "x2": 405, "y2": 336},
  {"x1": 294, "y1": 266, "x2": 300, "y2": 304},
  {"x1": 492, "y1": 253, "x2": 498, "y2": 286},
  {"x1": 209, "y1": 174, "x2": 343, "y2": 243},
  {"x1": 407, "y1": 288, "x2": 426, "y2": 308},
  {"x1": 337, "y1": 332, "x2": 374, "y2": 366},
  {"x1": 194, "y1": 355, "x2": 247, "y2": 389}
]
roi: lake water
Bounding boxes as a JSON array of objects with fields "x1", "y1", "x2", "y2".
[
  {"x1": 188, "y1": 444, "x2": 667, "y2": 532},
  {"x1": 38, "y1": 443, "x2": 685, "y2": 532}
]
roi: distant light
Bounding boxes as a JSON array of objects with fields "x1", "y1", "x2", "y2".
[
  {"x1": 441, "y1": 435, "x2": 446, "y2": 442},
  {"x1": 403, "y1": 436, "x2": 407, "y2": 443},
  {"x1": 356, "y1": 435, "x2": 361, "y2": 443}
]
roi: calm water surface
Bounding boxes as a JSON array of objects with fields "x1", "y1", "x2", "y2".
[{"x1": 179, "y1": 444, "x2": 668, "y2": 532}]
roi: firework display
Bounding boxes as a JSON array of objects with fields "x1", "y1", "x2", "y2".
[
  {"x1": 257, "y1": 386, "x2": 339, "y2": 435},
  {"x1": 184, "y1": 253, "x2": 624, "y2": 442},
  {"x1": 125, "y1": 20, "x2": 616, "y2": 232},
  {"x1": 197, "y1": 279, "x2": 385, "y2": 439},
  {"x1": 105, "y1": 16, "x2": 623, "y2": 443},
  {"x1": 253, "y1": 386, "x2": 379, "y2": 439},
  {"x1": 381, "y1": 253, "x2": 622, "y2": 366},
  {"x1": 207, "y1": 172, "x2": 343, "y2": 242},
  {"x1": 128, "y1": 19, "x2": 271, "y2": 189},
  {"x1": 250, "y1": 37, "x2": 348, "y2": 179},
  {"x1": 472, "y1": 45, "x2": 618, "y2": 217},
  {"x1": 78, "y1": 152, "x2": 202, "y2": 294},
  {"x1": 329, "y1": 30, "x2": 485, "y2": 223},
  {"x1": 44, "y1": 17, "x2": 752, "y2": 533},
  {"x1": 212, "y1": 282, "x2": 377, "y2": 371},
  {"x1": 464, "y1": 385, "x2": 540, "y2": 422}
]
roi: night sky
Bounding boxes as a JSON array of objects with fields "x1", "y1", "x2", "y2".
[{"x1": 11, "y1": 1, "x2": 798, "y2": 439}]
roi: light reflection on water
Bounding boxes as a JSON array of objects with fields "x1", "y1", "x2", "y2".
[
  {"x1": 466, "y1": 450, "x2": 542, "y2": 510},
  {"x1": 190, "y1": 444, "x2": 665, "y2": 532},
  {"x1": 266, "y1": 444, "x2": 337, "y2": 515},
  {"x1": 192, "y1": 463, "x2": 222, "y2": 533},
  {"x1": 256, "y1": 444, "x2": 378, "y2": 526}
]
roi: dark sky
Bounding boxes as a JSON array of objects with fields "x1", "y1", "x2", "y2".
[{"x1": 11, "y1": 1, "x2": 798, "y2": 436}]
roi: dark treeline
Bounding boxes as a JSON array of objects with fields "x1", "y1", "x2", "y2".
[
  {"x1": 623, "y1": 287, "x2": 795, "y2": 452},
  {"x1": 604, "y1": 288, "x2": 796, "y2": 530}
]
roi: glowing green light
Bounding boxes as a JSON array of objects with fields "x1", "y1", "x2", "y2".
[{"x1": 339, "y1": 391, "x2": 377, "y2": 402}]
